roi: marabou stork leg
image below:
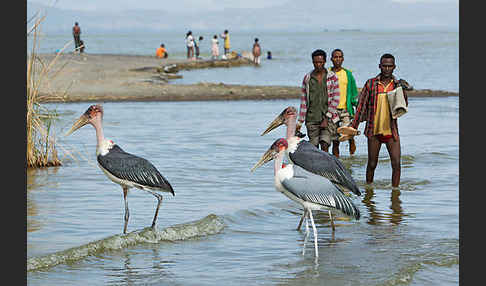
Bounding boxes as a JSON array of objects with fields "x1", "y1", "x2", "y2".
[
  {"x1": 148, "y1": 191, "x2": 163, "y2": 229},
  {"x1": 296, "y1": 209, "x2": 308, "y2": 231},
  {"x1": 308, "y1": 210, "x2": 319, "y2": 258},
  {"x1": 122, "y1": 186, "x2": 130, "y2": 234},
  {"x1": 302, "y1": 210, "x2": 310, "y2": 255},
  {"x1": 328, "y1": 210, "x2": 336, "y2": 232}
]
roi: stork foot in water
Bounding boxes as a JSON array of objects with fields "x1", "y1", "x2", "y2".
[
  {"x1": 121, "y1": 189, "x2": 165, "y2": 234},
  {"x1": 147, "y1": 191, "x2": 163, "y2": 229}
]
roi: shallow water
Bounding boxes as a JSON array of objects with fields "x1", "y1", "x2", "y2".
[{"x1": 27, "y1": 97, "x2": 458, "y2": 285}]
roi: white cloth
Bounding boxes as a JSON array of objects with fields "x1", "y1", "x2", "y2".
[
  {"x1": 211, "y1": 38, "x2": 219, "y2": 57},
  {"x1": 186, "y1": 35, "x2": 194, "y2": 47},
  {"x1": 387, "y1": 86, "x2": 408, "y2": 119}
]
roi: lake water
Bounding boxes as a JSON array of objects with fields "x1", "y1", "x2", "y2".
[
  {"x1": 27, "y1": 97, "x2": 459, "y2": 285},
  {"x1": 29, "y1": 30, "x2": 459, "y2": 92}
]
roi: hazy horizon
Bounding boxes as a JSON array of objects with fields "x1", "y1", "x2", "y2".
[{"x1": 28, "y1": 0, "x2": 458, "y2": 34}]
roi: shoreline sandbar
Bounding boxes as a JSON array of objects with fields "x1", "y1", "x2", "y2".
[{"x1": 35, "y1": 53, "x2": 458, "y2": 103}]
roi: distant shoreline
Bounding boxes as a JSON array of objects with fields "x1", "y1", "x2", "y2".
[{"x1": 36, "y1": 53, "x2": 458, "y2": 103}]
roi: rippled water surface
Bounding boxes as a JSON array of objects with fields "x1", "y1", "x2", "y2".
[{"x1": 27, "y1": 97, "x2": 458, "y2": 285}]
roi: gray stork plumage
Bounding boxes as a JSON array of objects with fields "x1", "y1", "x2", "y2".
[
  {"x1": 260, "y1": 106, "x2": 361, "y2": 230},
  {"x1": 261, "y1": 106, "x2": 361, "y2": 196},
  {"x1": 251, "y1": 138, "x2": 360, "y2": 257},
  {"x1": 66, "y1": 104, "x2": 175, "y2": 234}
]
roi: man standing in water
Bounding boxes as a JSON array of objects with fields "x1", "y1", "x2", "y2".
[
  {"x1": 252, "y1": 38, "x2": 261, "y2": 65},
  {"x1": 329, "y1": 49, "x2": 359, "y2": 157},
  {"x1": 296, "y1": 49, "x2": 341, "y2": 152},
  {"x1": 72, "y1": 22, "x2": 82, "y2": 52},
  {"x1": 351, "y1": 53, "x2": 408, "y2": 188}
]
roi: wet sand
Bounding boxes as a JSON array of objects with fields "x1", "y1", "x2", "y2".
[{"x1": 36, "y1": 53, "x2": 458, "y2": 103}]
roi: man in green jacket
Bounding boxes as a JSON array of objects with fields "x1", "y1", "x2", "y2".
[{"x1": 329, "y1": 49, "x2": 359, "y2": 157}]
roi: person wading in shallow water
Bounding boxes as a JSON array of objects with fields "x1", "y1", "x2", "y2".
[
  {"x1": 252, "y1": 38, "x2": 261, "y2": 65},
  {"x1": 351, "y1": 53, "x2": 408, "y2": 188},
  {"x1": 296, "y1": 49, "x2": 341, "y2": 153},
  {"x1": 73, "y1": 22, "x2": 82, "y2": 52},
  {"x1": 329, "y1": 48, "x2": 359, "y2": 157}
]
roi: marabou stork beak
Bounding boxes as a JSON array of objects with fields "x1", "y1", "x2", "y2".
[
  {"x1": 261, "y1": 112, "x2": 285, "y2": 136},
  {"x1": 65, "y1": 114, "x2": 90, "y2": 136},
  {"x1": 251, "y1": 147, "x2": 277, "y2": 172}
]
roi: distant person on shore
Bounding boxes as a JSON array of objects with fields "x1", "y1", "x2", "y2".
[
  {"x1": 220, "y1": 29, "x2": 230, "y2": 55},
  {"x1": 252, "y1": 38, "x2": 261, "y2": 65},
  {"x1": 296, "y1": 49, "x2": 341, "y2": 152},
  {"x1": 211, "y1": 35, "x2": 219, "y2": 60},
  {"x1": 186, "y1": 31, "x2": 195, "y2": 60},
  {"x1": 72, "y1": 22, "x2": 82, "y2": 52},
  {"x1": 350, "y1": 53, "x2": 408, "y2": 188},
  {"x1": 329, "y1": 48, "x2": 359, "y2": 157},
  {"x1": 195, "y1": 36, "x2": 204, "y2": 59},
  {"x1": 267, "y1": 51, "x2": 272, "y2": 60},
  {"x1": 156, "y1": 43, "x2": 167, "y2": 59}
]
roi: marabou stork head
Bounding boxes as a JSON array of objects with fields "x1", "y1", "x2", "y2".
[
  {"x1": 251, "y1": 138, "x2": 288, "y2": 172},
  {"x1": 260, "y1": 106, "x2": 297, "y2": 136},
  {"x1": 65, "y1": 104, "x2": 104, "y2": 136}
]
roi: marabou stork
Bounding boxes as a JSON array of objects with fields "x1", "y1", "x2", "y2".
[
  {"x1": 251, "y1": 138, "x2": 360, "y2": 257},
  {"x1": 260, "y1": 106, "x2": 361, "y2": 230},
  {"x1": 66, "y1": 104, "x2": 175, "y2": 234}
]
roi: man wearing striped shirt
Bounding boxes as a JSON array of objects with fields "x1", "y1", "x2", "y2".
[
  {"x1": 296, "y1": 49, "x2": 341, "y2": 153},
  {"x1": 351, "y1": 53, "x2": 408, "y2": 188}
]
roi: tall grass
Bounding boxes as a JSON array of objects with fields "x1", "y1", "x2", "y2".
[{"x1": 27, "y1": 15, "x2": 68, "y2": 168}]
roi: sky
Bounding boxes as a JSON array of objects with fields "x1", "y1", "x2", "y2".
[
  {"x1": 27, "y1": 0, "x2": 459, "y2": 32},
  {"x1": 30, "y1": 0, "x2": 458, "y2": 12},
  {"x1": 31, "y1": 0, "x2": 284, "y2": 12}
]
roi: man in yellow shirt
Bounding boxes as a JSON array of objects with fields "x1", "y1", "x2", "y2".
[
  {"x1": 156, "y1": 44, "x2": 167, "y2": 59},
  {"x1": 220, "y1": 30, "x2": 230, "y2": 55},
  {"x1": 329, "y1": 49, "x2": 359, "y2": 157},
  {"x1": 350, "y1": 54, "x2": 408, "y2": 188}
]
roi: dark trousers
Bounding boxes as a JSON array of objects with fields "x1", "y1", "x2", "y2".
[{"x1": 74, "y1": 35, "x2": 81, "y2": 49}]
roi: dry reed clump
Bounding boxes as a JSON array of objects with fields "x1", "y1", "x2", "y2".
[{"x1": 27, "y1": 15, "x2": 70, "y2": 168}]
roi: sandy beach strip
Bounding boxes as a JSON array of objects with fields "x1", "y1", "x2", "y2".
[{"x1": 35, "y1": 53, "x2": 458, "y2": 103}]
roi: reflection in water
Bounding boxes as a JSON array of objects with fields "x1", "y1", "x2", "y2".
[
  {"x1": 27, "y1": 199, "x2": 41, "y2": 233},
  {"x1": 362, "y1": 186, "x2": 407, "y2": 225},
  {"x1": 388, "y1": 189, "x2": 404, "y2": 225},
  {"x1": 362, "y1": 186, "x2": 379, "y2": 226},
  {"x1": 27, "y1": 167, "x2": 61, "y2": 233},
  {"x1": 108, "y1": 248, "x2": 175, "y2": 285}
]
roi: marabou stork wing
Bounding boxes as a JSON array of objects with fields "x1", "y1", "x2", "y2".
[
  {"x1": 97, "y1": 145, "x2": 174, "y2": 195},
  {"x1": 281, "y1": 165, "x2": 360, "y2": 220},
  {"x1": 289, "y1": 140, "x2": 361, "y2": 196}
]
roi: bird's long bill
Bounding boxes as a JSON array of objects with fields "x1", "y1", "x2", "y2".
[
  {"x1": 260, "y1": 114, "x2": 284, "y2": 136},
  {"x1": 250, "y1": 148, "x2": 276, "y2": 172},
  {"x1": 65, "y1": 114, "x2": 90, "y2": 136}
]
